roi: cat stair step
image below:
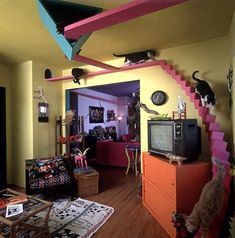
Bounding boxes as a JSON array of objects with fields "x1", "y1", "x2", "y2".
[
  {"x1": 198, "y1": 106, "x2": 209, "y2": 117},
  {"x1": 210, "y1": 140, "x2": 228, "y2": 151},
  {"x1": 158, "y1": 60, "x2": 167, "y2": 67},
  {"x1": 190, "y1": 93, "x2": 201, "y2": 103},
  {"x1": 205, "y1": 114, "x2": 216, "y2": 123},
  {"x1": 205, "y1": 122, "x2": 220, "y2": 132},
  {"x1": 166, "y1": 68, "x2": 177, "y2": 78},
  {"x1": 174, "y1": 74, "x2": 185, "y2": 83},
  {"x1": 162, "y1": 64, "x2": 172, "y2": 72},
  {"x1": 194, "y1": 98, "x2": 202, "y2": 108},
  {"x1": 208, "y1": 130, "x2": 224, "y2": 141},
  {"x1": 185, "y1": 86, "x2": 195, "y2": 96},
  {"x1": 201, "y1": 113, "x2": 216, "y2": 125},
  {"x1": 211, "y1": 148, "x2": 230, "y2": 161},
  {"x1": 179, "y1": 80, "x2": 190, "y2": 89}
]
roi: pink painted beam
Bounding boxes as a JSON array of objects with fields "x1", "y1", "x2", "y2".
[
  {"x1": 73, "y1": 55, "x2": 119, "y2": 70},
  {"x1": 46, "y1": 60, "x2": 160, "y2": 82},
  {"x1": 86, "y1": 60, "x2": 160, "y2": 77},
  {"x1": 64, "y1": 0, "x2": 188, "y2": 40}
]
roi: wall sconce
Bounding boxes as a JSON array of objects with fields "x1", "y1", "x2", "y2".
[
  {"x1": 33, "y1": 87, "x2": 49, "y2": 122},
  {"x1": 116, "y1": 115, "x2": 123, "y2": 121},
  {"x1": 38, "y1": 102, "x2": 49, "y2": 122}
]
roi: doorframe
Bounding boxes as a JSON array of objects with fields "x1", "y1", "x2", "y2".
[{"x1": 0, "y1": 86, "x2": 6, "y2": 189}]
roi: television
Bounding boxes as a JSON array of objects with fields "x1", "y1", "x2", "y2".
[{"x1": 148, "y1": 119, "x2": 201, "y2": 162}]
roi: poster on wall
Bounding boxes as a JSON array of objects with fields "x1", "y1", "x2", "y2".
[{"x1": 89, "y1": 106, "x2": 104, "y2": 123}]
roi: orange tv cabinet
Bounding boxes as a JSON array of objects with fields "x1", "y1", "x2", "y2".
[{"x1": 142, "y1": 152, "x2": 212, "y2": 238}]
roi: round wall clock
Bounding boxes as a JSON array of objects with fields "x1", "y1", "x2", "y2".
[{"x1": 151, "y1": 90, "x2": 167, "y2": 105}]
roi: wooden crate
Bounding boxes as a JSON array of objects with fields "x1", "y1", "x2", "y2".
[{"x1": 74, "y1": 169, "x2": 99, "y2": 197}]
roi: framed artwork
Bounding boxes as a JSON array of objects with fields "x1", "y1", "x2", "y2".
[{"x1": 89, "y1": 106, "x2": 104, "y2": 123}]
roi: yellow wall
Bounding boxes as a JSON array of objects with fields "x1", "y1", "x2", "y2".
[
  {"x1": 10, "y1": 61, "x2": 33, "y2": 186},
  {"x1": 0, "y1": 64, "x2": 12, "y2": 183},
  {"x1": 62, "y1": 36, "x2": 232, "y2": 160},
  {"x1": 32, "y1": 62, "x2": 62, "y2": 158},
  {"x1": 9, "y1": 61, "x2": 62, "y2": 187}
]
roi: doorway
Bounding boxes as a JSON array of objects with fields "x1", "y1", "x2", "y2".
[
  {"x1": 0, "y1": 87, "x2": 6, "y2": 189},
  {"x1": 65, "y1": 80, "x2": 140, "y2": 159}
]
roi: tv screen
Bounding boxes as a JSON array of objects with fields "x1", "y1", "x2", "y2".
[{"x1": 150, "y1": 124, "x2": 173, "y2": 152}]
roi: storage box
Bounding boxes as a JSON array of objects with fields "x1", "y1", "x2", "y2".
[{"x1": 74, "y1": 169, "x2": 99, "y2": 197}]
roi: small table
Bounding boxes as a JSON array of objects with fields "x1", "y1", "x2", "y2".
[
  {"x1": 0, "y1": 188, "x2": 52, "y2": 238},
  {"x1": 125, "y1": 144, "x2": 141, "y2": 176}
]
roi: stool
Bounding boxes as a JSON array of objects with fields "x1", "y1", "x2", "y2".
[{"x1": 125, "y1": 144, "x2": 140, "y2": 176}]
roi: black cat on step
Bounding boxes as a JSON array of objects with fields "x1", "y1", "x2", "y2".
[
  {"x1": 192, "y1": 71, "x2": 216, "y2": 113},
  {"x1": 113, "y1": 49, "x2": 156, "y2": 65}
]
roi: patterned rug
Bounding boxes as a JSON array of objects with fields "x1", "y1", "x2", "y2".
[{"x1": 21, "y1": 198, "x2": 114, "y2": 238}]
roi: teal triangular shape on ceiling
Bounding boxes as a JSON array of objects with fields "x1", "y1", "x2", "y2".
[{"x1": 37, "y1": 0, "x2": 102, "y2": 60}]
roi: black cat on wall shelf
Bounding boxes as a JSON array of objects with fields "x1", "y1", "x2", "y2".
[{"x1": 113, "y1": 49, "x2": 156, "y2": 65}]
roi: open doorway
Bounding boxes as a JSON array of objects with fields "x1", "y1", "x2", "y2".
[{"x1": 66, "y1": 80, "x2": 140, "y2": 161}]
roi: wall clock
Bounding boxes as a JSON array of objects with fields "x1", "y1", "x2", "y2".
[{"x1": 151, "y1": 90, "x2": 167, "y2": 105}]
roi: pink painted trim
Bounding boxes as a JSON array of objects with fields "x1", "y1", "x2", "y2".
[
  {"x1": 46, "y1": 60, "x2": 160, "y2": 81},
  {"x1": 64, "y1": 0, "x2": 188, "y2": 40},
  {"x1": 73, "y1": 55, "x2": 119, "y2": 71}
]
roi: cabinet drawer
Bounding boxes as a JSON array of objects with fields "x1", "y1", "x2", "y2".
[
  {"x1": 143, "y1": 179, "x2": 176, "y2": 238},
  {"x1": 143, "y1": 155, "x2": 176, "y2": 199}
]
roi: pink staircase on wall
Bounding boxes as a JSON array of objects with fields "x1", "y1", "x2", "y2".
[{"x1": 159, "y1": 59, "x2": 232, "y2": 238}]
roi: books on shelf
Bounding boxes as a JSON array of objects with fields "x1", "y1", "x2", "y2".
[{"x1": 0, "y1": 194, "x2": 28, "y2": 209}]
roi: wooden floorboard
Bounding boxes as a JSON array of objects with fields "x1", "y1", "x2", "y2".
[
  {"x1": 9, "y1": 165, "x2": 171, "y2": 238},
  {"x1": 87, "y1": 165, "x2": 171, "y2": 238}
]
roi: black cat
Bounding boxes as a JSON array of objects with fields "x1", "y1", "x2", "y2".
[
  {"x1": 192, "y1": 71, "x2": 216, "y2": 110},
  {"x1": 71, "y1": 68, "x2": 85, "y2": 84},
  {"x1": 113, "y1": 49, "x2": 156, "y2": 65}
]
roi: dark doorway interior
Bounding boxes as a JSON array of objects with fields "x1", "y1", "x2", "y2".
[{"x1": 0, "y1": 87, "x2": 6, "y2": 189}]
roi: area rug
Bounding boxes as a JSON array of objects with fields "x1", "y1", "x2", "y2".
[{"x1": 23, "y1": 198, "x2": 114, "y2": 238}]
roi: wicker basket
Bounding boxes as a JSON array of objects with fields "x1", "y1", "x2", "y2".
[{"x1": 74, "y1": 169, "x2": 99, "y2": 197}]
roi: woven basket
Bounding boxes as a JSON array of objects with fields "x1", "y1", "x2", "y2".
[{"x1": 74, "y1": 170, "x2": 99, "y2": 197}]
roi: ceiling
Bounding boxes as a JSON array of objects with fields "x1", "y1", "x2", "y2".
[
  {"x1": 85, "y1": 80, "x2": 140, "y2": 97},
  {"x1": 0, "y1": 0, "x2": 235, "y2": 72}
]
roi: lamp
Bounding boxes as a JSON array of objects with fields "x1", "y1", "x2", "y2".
[{"x1": 116, "y1": 115, "x2": 123, "y2": 121}]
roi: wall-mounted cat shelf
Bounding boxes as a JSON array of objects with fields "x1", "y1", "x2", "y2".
[
  {"x1": 38, "y1": 0, "x2": 188, "y2": 72},
  {"x1": 46, "y1": 60, "x2": 161, "y2": 82}
]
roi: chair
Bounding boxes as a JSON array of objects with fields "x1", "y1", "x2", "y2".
[
  {"x1": 125, "y1": 144, "x2": 141, "y2": 176},
  {"x1": 25, "y1": 155, "x2": 76, "y2": 200}
]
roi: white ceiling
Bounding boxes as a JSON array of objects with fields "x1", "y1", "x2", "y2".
[{"x1": 0, "y1": 0, "x2": 234, "y2": 71}]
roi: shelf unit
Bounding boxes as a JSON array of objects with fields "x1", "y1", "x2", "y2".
[{"x1": 55, "y1": 116, "x2": 84, "y2": 155}]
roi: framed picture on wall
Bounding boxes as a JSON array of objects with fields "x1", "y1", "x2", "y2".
[{"x1": 89, "y1": 106, "x2": 104, "y2": 123}]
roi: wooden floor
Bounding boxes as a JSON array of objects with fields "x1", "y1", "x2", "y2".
[
  {"x1": 10, "y1": 165, "x2": 171, "y2": 238},
  {"x1": 86, "y1": 165, "x2": 171, "y2": 238}
]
